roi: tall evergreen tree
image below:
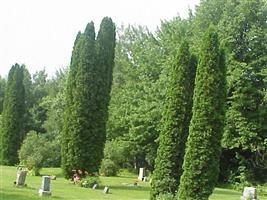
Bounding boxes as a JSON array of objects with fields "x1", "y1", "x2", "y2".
[
  {"x1": 22, "y1": 66, "x2": 34, "y2": 134},
  {"x1": 61, "y1": 18, "x2": 116, "y2": 177},
  {"x1": 150, "y1": 40, "x2": 196, "y2": 199},
  {"x1": 178, "y1": 27, "x2": 226, "y2": 200},
  {"x1": 95, "y1": 16, "x2": 116, "y2": 170},
  {"x1": 61, "y1": 23, "x2": 96, "y2": 177},
  {"x1": 0, "y1": 64, "x2": 25, "y2": 165},
  {"x1": 0, "y1": 76, "x2": 6, "y2": 114}
]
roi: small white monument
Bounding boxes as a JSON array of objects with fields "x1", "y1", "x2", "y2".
[
  {"x1": 92, "y1": 184, "x2": 98, "y2": 189},
  {"x1": 39, "y1": 176, "x2": 51, "y2": 196},
  {"x1": 103, "y1": 186, "x2": 109, "y2": 194},
  {"x1": 16, "y1": 170, "x2": 27, "y2": 187},
  {"x1": 240, "y1": 187, "x2": 257, "y2": 200},
  {"x1": 138, "y1": 168, "x2": 145, "y2": 181}
]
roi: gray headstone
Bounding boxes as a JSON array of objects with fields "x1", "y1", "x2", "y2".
[
  {"x1": 138, "y1": 168, "x2": 145, "y2": 181},
  {"x1": 39, "y1": 176, "x2": 51, "y2": 196},
  {"x1": 92, "y1": 184, "x2": 98, "y2": 189},
  {"x1": 103, "y1": 186, "x2": 109, "y2": 194},
  {"x1": 16, "y1": 170, "x2": 27, "y2": 186},
  {"x1": 240, "y1": 187, "x2": 257, "y2": 200}
]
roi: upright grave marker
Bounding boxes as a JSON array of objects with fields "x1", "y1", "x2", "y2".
[
  {"x1": 39, "y1": 176, "x2": 51, "y2": 196},
  {"x1": 240, "y1": 187, "x2": 257, "y2": 200},
  {"x1": 138, "y1": 168, "x2": 145, "y2": 181},
  {"x1": 16, "y1": 170, "x2": 27, "y2": 187}
]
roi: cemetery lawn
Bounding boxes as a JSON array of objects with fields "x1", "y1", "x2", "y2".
[{"x1": 0, "y1": 166, "x2": 266, "y2": 200}]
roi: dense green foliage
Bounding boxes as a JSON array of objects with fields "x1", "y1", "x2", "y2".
[
  {"x1": 106, "y1": 17, "x2": 196, "y2": 172},
  {"x1": 18, "y1": 131, "x2": 60, "y2": 175},
  {"x1": 100, "y1": 158, "x2": 120, "y2": 176},
  {"x1": 178, "y1": 28, "x2": 226, "y2": 200},
  {"x1": 150, "y1": 40, "x2": 196, "y2": 199},
  {"x1": 0, "y1": 76, "x2": 6, "y2": 114},
  {"x1": 61, "y1": 22, "x2": 97, "y2": 177},
  {"x1": 94, "y1": 16, "x2": 116, "y2": 172},
  {"x1": 0, "y1": 64, "x2": 26, "y2": 165},
  {"x1": 61, "y1": 18, "x2": 116, "y2": 178},
  {"x1": 219, "y1": 0, "x2": 267, "y2": 184}
]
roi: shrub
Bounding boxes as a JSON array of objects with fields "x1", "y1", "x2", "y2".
[
  {"x1": 18, "y1": 131, "x2": 60, "y2": 175},
  {"x1": 156, "y1": 193, "x2": 176, "y2": 200},
  {"x1": 103, "y1": 140, "x2": 133, "y2": 167},
  {"x1": 100, "y1": 159, "x2": 119, "y2": 176},
  {"x1": 257, "y1": 184, "x2": 267, "y2": 197},
  {"x1": 80, "y1": 176, "x2": 100, "y2": 188}
]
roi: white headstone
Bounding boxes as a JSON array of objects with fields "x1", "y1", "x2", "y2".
[
  {"x1": 92, "y1": 184, "x2": 98, "y2": 189},
  {"x1": 39, "y1": 176, "x2": 51, "y2": 196},
  {"x1": 16, "y1": 170, "x2": 27, "y2": 186},
  {"x1": 138, "y1": 168, "x2": 145, "y2": 181},
  {"x1": 103, "y1": 186, "x2": 109, "y2": 194},
  {"x1": 240, "y1": 187, "x2": 257, "y2": 200}
]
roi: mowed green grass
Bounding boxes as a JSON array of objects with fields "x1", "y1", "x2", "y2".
[{"x1": 0, "y1": 166, "x2": 266, "y2": 200}]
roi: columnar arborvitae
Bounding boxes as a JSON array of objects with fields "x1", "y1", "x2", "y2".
[
  {"x1": 150, "y1": 40, "x2": 196, "y2": 199},
  {"x1": 0, "y1": 64, "x2": 25, "y2": 165},
  {"x1": 61, "y1": 18, "x2": 115, "y2": 177},
  {"x1": 61, "y1": 22, "x2": 96, "y2": 177},
  {"x1": 177, "y1": 27, "x2": 226, "y2": 200},
  {"x1": 95, "y1": 17, "x2": 116, "y2": 168}
]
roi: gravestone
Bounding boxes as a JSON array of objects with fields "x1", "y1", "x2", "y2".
[
  {"x1": 92, "y1": 184, "x2": 98, "y2": 189},
  {"x1": 103, "y1": 186, "x2": 109, "y2": 194},
  {"x1": 138, "y1": 168, "x2": 145, "y2": 181},
  {"x1": 38, "y1": 176, "x2": 51, "y2": 196},
  {"x1": 16, "y1": 170, "x2": 27, "y2": 186},
  {"x1": 240, "y1": 187, "x2": 257, "y2": 200}
]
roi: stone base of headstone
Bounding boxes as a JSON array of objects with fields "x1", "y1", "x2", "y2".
[
  {"x1": 103, "y1": 186, "x2": 109, "y2": 194},
  {"x1": 38, "y1": 189, "x2": 51, "y2": 196}
]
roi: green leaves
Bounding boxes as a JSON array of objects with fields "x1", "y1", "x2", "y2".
[
  {"x1": 150, "y1": 40, "x2": 196, "y2": 199},
  {"x1": 0, "y1": 64, "x2": 26, "y2": 165},
  {"x1": 19, "y1": 131, "x2": 60, "y2": 176},
  {"x1": 61, "y1": 18, "x2": 116, "y2": 178},
  {"x1": 219, "y1": 0, "x2": 267, "y2": 183},
  {"x1": 178, "y1": 28, "x2": 226, "y2": 200}
]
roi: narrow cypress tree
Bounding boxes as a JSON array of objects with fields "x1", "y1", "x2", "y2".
[
  {"x1": 95, "y1": 17, "x2": 116, "y2": 168},
  {"x1": 178, "y1": 27, "x2": 226, "y2": 200},
  {"x1": 61, "y1": 22, "x2": 96, "y2": 177},
  {"x1": 71, "y1": 22, "x2": 98, "y2": 173},
  {"x1": 61, "y1": 18, "x2": 116, "y2": 177},
  {"x1": 61, "y1": 30, "x2": 84, "y2": 177},
  {"x1": 0, "y1": 76, "x2": 6, "y2": 114},
  {"x1": 150, "y1": 40, "x2": 196, "y2": 199},
  {"x1": 0, "y1": 64, "x2": 25, "y2": 165}
]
